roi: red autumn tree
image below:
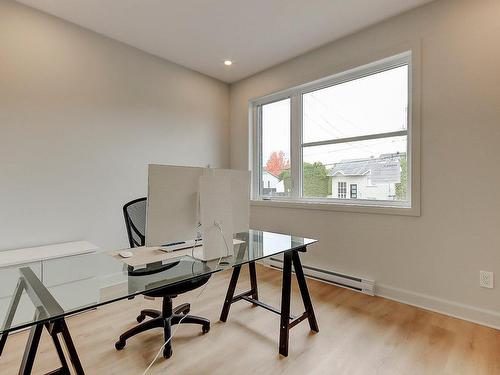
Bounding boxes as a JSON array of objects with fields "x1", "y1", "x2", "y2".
[{"x1": 265, "y1": 151, "x2": 290, "y2": 176}]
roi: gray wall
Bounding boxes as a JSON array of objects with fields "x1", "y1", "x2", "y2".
[
  {"x1": 0, "y1": 1, "x2": 229, "y2": 252},
  {"x1": 229, "y1": 0, "x2": 500, "y2": 327}
]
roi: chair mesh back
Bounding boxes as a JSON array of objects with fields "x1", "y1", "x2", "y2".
[{"x1": 124, "y1": 198, "x2": 147, "y2": 247}]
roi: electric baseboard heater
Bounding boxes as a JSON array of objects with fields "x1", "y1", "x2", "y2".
[{"x1": 266, "y1": 257, "x2": 375, "y2": 296}]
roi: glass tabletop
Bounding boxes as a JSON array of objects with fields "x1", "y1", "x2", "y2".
[{"x1": 0, "y1": 230, "x2": 316, "y2": 335}]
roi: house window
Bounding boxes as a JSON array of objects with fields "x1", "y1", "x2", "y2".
[
  {"x1": 338, "y1": 182, "x2": 347, "y2": 198},
  {"x1": 252, "y1": 51, "x2": 416, "y2": 212},
  {"x1": 350, "y1": 184, "x2": 358, "y2": 199}
]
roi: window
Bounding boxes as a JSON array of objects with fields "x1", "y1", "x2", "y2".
[
  {"x1": 350, "y1": 184, "x2": 358, "y2": 199},
  {"x1": 252, "y1": 51, "x2": 415, "y2": 211},
  {"x1": 260, "y1": 98, "x2": 291, "y2": 197},
  {"x1": 338, "y1": 182, "x2": 347, "y2": 198}
]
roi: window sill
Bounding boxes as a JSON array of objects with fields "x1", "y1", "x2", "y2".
[{"x1": 250, "y1": 198, "x2": 420, "y2": 216}]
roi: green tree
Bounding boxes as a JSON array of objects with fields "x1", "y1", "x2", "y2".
[
  {"x1": 279, "y1": 162, "x2": 330, "y2": 197},
  {"x1": 279, "y1": 168, "x2": 292, "y2": 194},
  {"x1": 303, "y1": 162, "x2": 329, "y2": 197},
  {"x1": 395, "y1": 156, "x2": 407, "y2": 200}
]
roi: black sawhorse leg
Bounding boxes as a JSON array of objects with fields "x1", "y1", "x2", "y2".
[
  {"x1": 0, "y1": 267, "x2": 85, "y2": 375},
  {"x1": 220, "y1": 247, "x2": 319, "y2": 357},
  {"x1": 18, "y1": 314, "x2": 84, "y2": 375}
]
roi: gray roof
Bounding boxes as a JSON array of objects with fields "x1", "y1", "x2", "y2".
[{"x1": 328, "y1": 153, "x2": 403, "y2": 177}]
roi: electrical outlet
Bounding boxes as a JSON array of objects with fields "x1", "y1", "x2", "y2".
[{"x1": 480, "y1": 271, "x2": 494, "y2": 289}]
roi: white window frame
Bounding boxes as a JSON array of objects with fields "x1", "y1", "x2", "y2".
[{"x1": 250, "y1": 50, "x2": 420, "y2": 216}]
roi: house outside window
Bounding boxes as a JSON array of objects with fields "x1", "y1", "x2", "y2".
[{"x1": 262, "y1": 170, "x2": 285, "y2": 196}]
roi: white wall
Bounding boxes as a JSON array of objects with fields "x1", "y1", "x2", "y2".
[
  {"x1": 0, "y1": 1, "x2": 229, "y2": 252},
  {"x1": 229, "y1": 0, "x2": 500, "y2": 327}
]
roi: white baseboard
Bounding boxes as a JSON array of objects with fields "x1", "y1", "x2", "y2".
[{"x1": 375, "y1": 284, "x2": 500, "y2": 331}]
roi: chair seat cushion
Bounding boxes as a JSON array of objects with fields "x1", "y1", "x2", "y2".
[{"x1": 144, "y1": 274, "x2": 211, "y2": 298}]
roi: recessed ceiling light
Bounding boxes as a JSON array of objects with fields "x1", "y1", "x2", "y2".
[{"x1": 224, "y1": 60, "x2": 233, "y2": 66}]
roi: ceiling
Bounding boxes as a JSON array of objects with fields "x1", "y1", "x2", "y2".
[{"x1": 17, "y1": 0, "x2": 433, "y2": 83}]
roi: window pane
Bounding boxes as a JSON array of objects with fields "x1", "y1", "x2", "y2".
[
  {"x1": 302, "y1": 136, "x2": 407, "y2": 201},
  {"x1": 261, "y1": 98, "x2": 291, "y2": 197},
  {"x1": 303, "y1": 65, "x2": 408, "y2": 143}
]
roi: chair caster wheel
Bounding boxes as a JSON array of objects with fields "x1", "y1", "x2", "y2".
[
  {"x1": 115, "y1": 340, "x2": 126, "y2": 350},
  {"x1": 163, "y1": 346, "x2": 173, "y2": 359},
  {"x1": 202, "y1": 324, "x2": 210, "y2": 334},
  {"x1": 136, "y1": 314, "x2": 146, "y2": 323}
]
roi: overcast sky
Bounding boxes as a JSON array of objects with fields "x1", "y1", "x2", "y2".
[{"x1": 261, "y1": 65, "x2": 408, "y2": 169}]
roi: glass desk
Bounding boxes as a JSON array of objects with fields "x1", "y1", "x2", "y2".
[{"x1": 0, "y1": 230, "x2": 318, "y2": 374}]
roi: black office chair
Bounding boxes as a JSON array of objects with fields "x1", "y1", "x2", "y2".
[
  {"x1": 123, "y1": 197, "x2": 147, "y2": 248},
  {"x1": 115, "y1": 198, "x2": 211, "y2": 359}
]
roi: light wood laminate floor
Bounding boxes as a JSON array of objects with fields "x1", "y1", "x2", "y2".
[{"x1": 1, "y1": 264, "x2": 499, "y2": 374}]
